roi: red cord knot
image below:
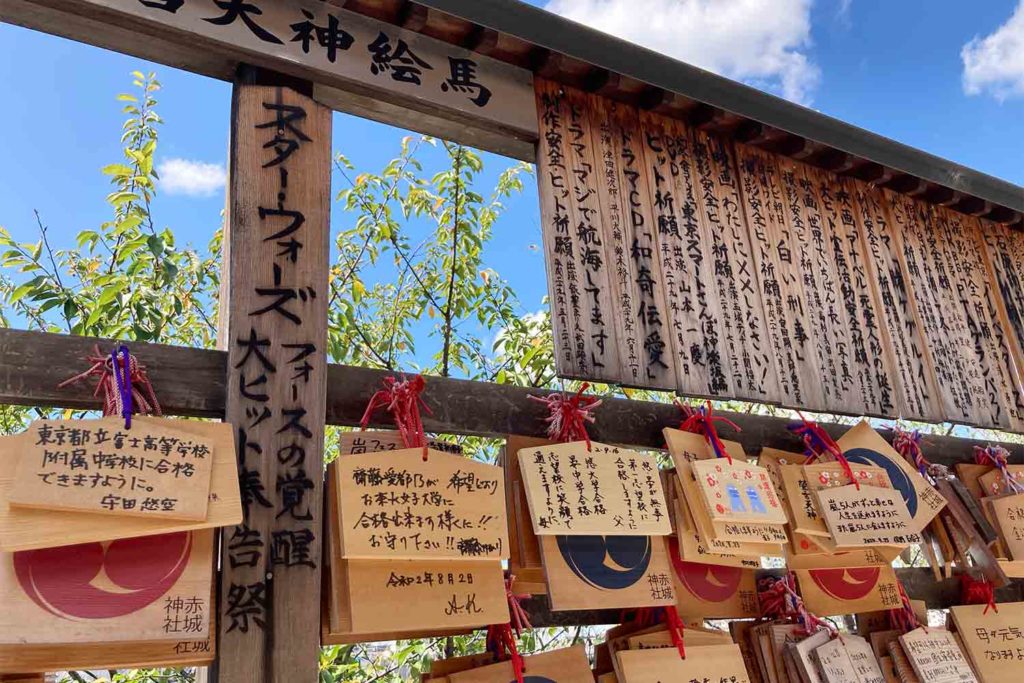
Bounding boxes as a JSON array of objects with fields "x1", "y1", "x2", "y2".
[
  {"x1": 58, "y1": 344, "x2": 162, "y2": 423},
  {"x1": 528, "y1": 383, "x2": 601, "y2": 449},
  {"x1": 788, "y1": 412, "x2": 858, "y2": 490},
  {"x1": 961, "y1": 573, "x2": 999, "y2": 615},
  {"x1": 677, "y1": 400, "x2": 740, "y2": 464},
  {"x1": 360, "y1": 375, "x2": 432, "y2": 459}
]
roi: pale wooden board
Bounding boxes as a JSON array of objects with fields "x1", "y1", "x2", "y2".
[
  {"x1": 447, "y1": 645, "x2": 593, "y2": 682},
  {"x1": 978, "y1": 465, "x2": 1024, "y2": 497},
  {"x1": 776, "y1": 156, "x2": 865, "y2": 415},
  {"x1": 539, "y1": 534, "x2": 676, "y2": 611},
  {"x1": 504, "y1": 435, "x2": 553, "y2": 578},
  {"x1": 9, "y1": 417, "x2": 215, "y2": 521},
  {"x1": 586, "y1": 92, "x2": 644, "y2": 385},
  {"x1": 0, "y1": 419, "x2": 241, "y2": 552},
  {"x1": 951, "y1": 602, "x2": 1024, "y2": 683},
  {"x1": 837, "y1": 421, "x2": 947, "y2": 533},
  {"x1": 217, "y1": 82, "x2": 332, "y2": 683},
  {"x1": 688, "y1": 459, "x2": 788, "y2": 525},
  {"x1": 338, "y1": 430, "x2": 462, "y2": 456},
  {"x1": 886, "y1": 190, "x2": 985, "y2": 425},
  {"x1": 688, "y1": 126, "x2": 780, "y2": 403},
  {"x1": 780, "y1": 462, "x2": 892, "y2": 538},
  {"x1": 344, "y1": 558, "x2": 507, "y2": 632},
  {"x1": 535, "y1": 79, "x2": 586, "y2": 378},
  {"x1": 987, "y1": 493, "x2": 1024, "y2": 560},
  {"x1": 888, "y1": 640, "x2": 922, "y2": 683},
  {"x1": 978, "y1": 220, "x2": 1024, "y2": 381},
  {"x1": 817, "y1": 483, "x2": 921, "y2": 547},
  {"x1": 616, "y1": 644, "x2": 752, "y2": 683},
  {"x1": 669, "y1": 553, "x2": 760, "y2": 618},
  {"x1": 0, "y1": 528, "x2": 213, "y2": 644},
  {"x1": 674, "y1": 475, "x2": 781, "y2": 558},
  {"x1": 795, "y1": 565, "x2": 902, "y2": 615},
  {"x1": 637, "y1": 110, "x2": 733, "y2": 398},
  {"x1": 665, "y1": 427, "x2": 748, "y2": 468},
  {"x1": 601, "y1": 94, "x2": 678, "y2": 389},
  {"x1": 810, "y1": 168, "x2": 900, "y2": 417},
  {"x1": 899, "y1": 628, "x2": 978, "y2": 683},
  {"x1": 0, "y1": 635, "x2": 213, "y2": 675},
  {"x1": 848, "y1": 177, "x2": 942, "y2": 422},
  {"x1": 517, "y1": 441, "x2": 670, "y2": 535},
  {"x1": 734, "y1": 144, "x2": 826, "y2": 410},
  {"x1": 931, "y1": 207, "x2": 1022, "y2": 429},
  {"x1": 785, "y1": 546, "x2": 902, "y2": 570},
  {"x1": 334, "y1": 447, "x2": 507, "y2": 560},
  {"x1": 672, "y1": 495, "x2": 762, "y2": 568}
]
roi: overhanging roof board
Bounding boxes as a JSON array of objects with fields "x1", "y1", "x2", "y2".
[{"x1": 411, "y1": 0, "x2": 1023, "y2": 224}]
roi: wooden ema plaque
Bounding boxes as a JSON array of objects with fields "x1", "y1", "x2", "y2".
[
  {"x1": 674, "y1": 476, "x2": 781, "y2": 559},
  {"x1": 779, "y1": 462, "x2": 892, "y2": 539},
  {"x1": 665, "y1": 427, "x2": 747, "y2": 467},
  {"x1": 978, "y1": 465, "x2": 1024, "y2": 497},
  {"x1": 668, "y1": 541, "x2": 759, "y2": 618},
  {"x1": 951, "y1": 602, "x2": 1024, "y2": 683},
  {"x1": 677, "y1": 460, "x2": 788, "y2": 547},
  {"x1": 817, "y1": 483, "x2": 922, "y2": 548},
  {"x1": 616, "y1": 643, "x2": 751, "y2": 683},
  {"x1": 0, "y1": 420, "x2": 241, "y2": 552},
  {"x1": 539, "y1": 534, "x2": 676, "y2": 611},
  {"x1": 671, "y1": 478, "x2": 761, "y2": 568},
  {"x1": 813, "y1": 635, "x2": 885, "y2": 683},
  {"x1": 446, "y1": 645, "x2": 593, "y2": 682},
  {"x1": 0, "y1": 528, "x2": 213, "y2": 646},
  {"x1": 836, "y1": 421, "x2": 946, "y2": 534},
  {"x1": 987, "y1": 492, "x2": 1024, "y2": 560},
  {"x1": 688, "y1": 458, "x2": 788, "y2": 525},
  {"x1": 898, "y1": 628, "x2": 978, "y2": 683},
  {"x1": 334, "y1": 447, "x2": 508, "y2": 560},
  {"x1": 518, "y1": 441, "x2": 671, "y2": 535},
  {"x1": 9, "y1": 417, "x2": 215, "y2": 521},
  {"x1": 795, "y1": 564, "x2": 902, "y2": 615}
]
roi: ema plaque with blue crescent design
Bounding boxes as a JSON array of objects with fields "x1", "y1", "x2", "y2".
[{"x1": 556, "y1": 535, "x2": 651, "y2": 590}]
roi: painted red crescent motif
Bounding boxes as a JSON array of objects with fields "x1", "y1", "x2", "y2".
[
  {"x1": 14, "y1": 531, "x2": 192, "y2": 619},
  {"x1": 667, "y1": 537, "x2": 742, "y2": 603},
  {"x1": 808, "y1": 566, "x2": 880, "y2": 601}
]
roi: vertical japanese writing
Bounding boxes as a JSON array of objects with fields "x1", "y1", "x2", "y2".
[
  {"x1": 850, "y1": 179, "x2": 939, "y2": 421},
  {"x1": 979, "y1": 222, "x2": 1024, "y2": 408},
  {"x1": 690, "y1": 129, "x2": 778, "y2": 400}
]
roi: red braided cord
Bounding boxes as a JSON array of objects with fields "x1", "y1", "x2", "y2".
[
  {"x1": 58, "y1": 344, "x2": 162, "y2": 419},
  {"x1": 676, "y1": 400, "x2": 740, "y2": 464},
  {"x1": 528, "y1": 383, "x2": 601, "y2": 449},
  {"x1": 360, "y1": 375, "x2": 432, "y2": 459},
  {"x1": 789, "y1": 413, "x2": 859, "y2": 490},
  {"x1": 961, "y1": 574, "x2": 999, "y2": 615}
]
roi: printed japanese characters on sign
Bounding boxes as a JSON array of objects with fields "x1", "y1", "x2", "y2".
[
  {"x1": 817, "y1": 484, "x2": 921, "y2": 548},
  {"x1": 9, "y1": 417, "x2": 214, "y2": 521},
  {"x1": 335, "y1": 448, "x2": 507, "y2": 560},
  {"x1": 518, "y1": 441, "x2": 670, "y2": 535}
]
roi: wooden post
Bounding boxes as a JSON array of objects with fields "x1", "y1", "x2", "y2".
[{"x1": 214, "y1": 67, "x2": 331, "y2": 683}]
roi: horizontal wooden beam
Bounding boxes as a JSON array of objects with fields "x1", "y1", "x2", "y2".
[
  {"x1": 2, "y1": 328, "x2": 1021, "y2": 616},
  {"x1": 0, "y1": 328, "x2": 1018, "y2": 466}
]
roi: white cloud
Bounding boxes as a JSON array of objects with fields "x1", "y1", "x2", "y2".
[
  {"x1": 157, "y1": 158, "x2": 227, "y2": 197},
  {"x1": 543, "y1": 0, "x2": 821, "y2": 104},
  {"x1": 961, "y1": 1, "x2": 1024, "y2": 101}
]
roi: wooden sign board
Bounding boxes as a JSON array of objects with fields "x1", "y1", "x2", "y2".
[
  {"x1": 780, "y1": 462, "x2": 891, "y2": 538},
  {"x1": 343, "y1": 558, "x2": 507, "y2": 632},
  {"x1": 334, "y1": 447, "x2": 508, "y2": 560},
  {"x1": 673, "y1": 498, "x2": 761, "y2": 569},
  {"x1": 9, "y1": 417, "x2": 215, "y2": 521},
  {"x1": 518, "y1": 441, "x2": 671, "y2": 535},
  {"x1": 674, "y1": 477, "x2": 781, "y2": 558},
  {"x1": 0, "y1": 421, "x2": 241, "y2": 552},
  {"x1": 539, "y1": 534, "x2": 676, "y2": 611},
  {"x1": 837, "y1": 421, "x2": 946, "y2": 533},
  {"x1": 796, "y1": 565, "x2": 902, "y2": 615},
  {"x1": 0, "y1": 529, "x2": 213, "y2": 645},
  {"x1": 978, "y1": 465, "x2": 1024, "y2": 497},
  {"x1": 617, "y1": 644, "x2": 752, "y2": 683},
  {"x1": 786, "y1": 547, "x2": 902, "y2": 570},
  {"x1": 665, "y1": 428, "x2": 747, "y2": 468},
  {"x1": 338, "y1": 431, "x2": 462, "y2": 456},
  {"x1": 814, "y1": 634, "x2": 885, "y2": 683},
  {"x1": 670, "y1": 555, "x2": 759, "y2": 618},
  {"x1": 817, "y1": 484, "x2": 922, "y2": 547},
  {"x1": 898, "y1": 628, "x2": 978, "y2": 683},
  {"x1": 447, "y1": 645, "x2": 593, "y2": 682},
  {"x1": 688, "y1": 459, "x2": 788, "y2": 525},
  {"x1": 951, "y1": 602, "x2": 1024, "y2": 683},
  {"x1": 988, "y1": 493, "x2": 1024, "y2": 560},
  {"x1": 0, "y1": 634, "x2": 214, "y2": 675}
]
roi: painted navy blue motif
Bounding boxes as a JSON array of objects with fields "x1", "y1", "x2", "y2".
[
  {"x1": 556, "y1": 535, "x2": 651, "y2": 590},
  {"x1": 843, "y1": 447, "x2": 918, "y2": 517}
]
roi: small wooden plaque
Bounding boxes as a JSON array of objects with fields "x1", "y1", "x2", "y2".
[
  {"x1": 987, "y1": 492, "x2": 1024, "y2": 560},
  {"x1": 951, "y1": 602, "x2": 1024, "y2": 683},
  {"x1": 689, "y1": 459, "x2": 788, "y2": 525},
  {"x1": 796, "y1": 565, "x2": 902, "y2": 615},
  {"x1": 616, "y1": 644, "x2": 752, "y2": 683},
  {"x1": 669, "y1": 551, "x2": 759, "y2": 618},
  {"x1": 665, "y1": 428, "x2": 747, "y2": 468},
  {"x1": 898, "y1": 628, "x2": 978, "y2": 683},
  {"x1": 334, "y1": 447, "x2": 508, "y2": 560},
  {"x1": 817, "y1": 484, "x2": 922, "y2": 547},
  {"x1": 0, "y1": 419, "x2": 241, "y2": 552},
  {"x1": 447, "y1": 645, "x2": 593, "y2": 682},
  {"x1": 518, "y1": 441, "x2": 671, "y2": 535}
]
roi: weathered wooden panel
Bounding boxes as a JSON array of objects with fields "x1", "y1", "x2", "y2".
[{"x1": 979, "y1": 220, "x2": 1024, "y2": 393}]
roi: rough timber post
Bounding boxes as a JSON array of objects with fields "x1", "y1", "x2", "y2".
[{"x1": 213, "y1": 66, "x2": 331, "y2": 683}]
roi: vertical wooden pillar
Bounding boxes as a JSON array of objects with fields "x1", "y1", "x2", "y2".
[{"x1": 214, "y1": 67, "x2": 331, "y2": 683}]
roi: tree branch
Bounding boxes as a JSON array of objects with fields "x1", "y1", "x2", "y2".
[{"x1": 441, "y1": 145, "x2": 464, "y2": 378}]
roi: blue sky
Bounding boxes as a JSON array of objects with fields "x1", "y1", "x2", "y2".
[{"x1": 0, "y1": 0, "x2": 1021, "y2": 333}]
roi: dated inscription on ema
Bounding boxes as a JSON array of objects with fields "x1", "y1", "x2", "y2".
[
  {"x1": 517, "y1": 441, "x2": 671, "y2": 536},
  {"x1": 9, "y1": 416, "x2": 215, "y2": 521},
  {"x1": 335, "y1": 448, "x2": 508, "y2": 561}
]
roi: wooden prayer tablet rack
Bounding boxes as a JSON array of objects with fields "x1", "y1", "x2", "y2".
[{"x1": 0, "y1": 418, "x2": 241, "y2": 552}]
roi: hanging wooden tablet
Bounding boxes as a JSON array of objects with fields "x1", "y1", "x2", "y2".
[
  {"x1": 887, "y1": 639, "x2": 921, "y2": 683},
  {"x1": 672, "y1": 496, "x2": 761, "y2": 568},
  {"x1": 0, "y1": 418, "x2": 241, "y2": 552},
  {"x1": 898, "y1": 628, "x2": 978, "y2": 683},
  {"x1": 986, "y1": 493, "x2": 1024, "y2": 561},
  {"x1": 338, "y1": 430, "x2": 462, "y2": 456},
  {"x1": 814, "y1": 634, "x2": 885, "y2": 683},
  {"x1": 8, "y1": 417, "x2": 215, "y2": 521},
  {"x1": 446, "y1": 645, "x2": 594, "y2": 682},
  {"x1": 786, "y1": 547, "x2": 903, "y2": 570},
  {"x1": 837, "y1": 421, "x2": 946, "y2": 533},
  {"x1": 539, "y1": 534, "x2": 676, "y2": 611},
  {"x1": 951, "y1": 602, "x2": 1024, "y2": 683},
  {"x1": 779, "y1": 462, "x2": 892, "y2": 538},
  {"x1": 503, "y1": 434, "x2": 552, "y2": 592},
  {"x1": 668, "y1": 543, "x2": 759, "y2": 618},
  {"x1": 795, "y1": 565, "x2": 902, "y2": 615},
  {"x1": 978, "y1": 465, "x2": 1024, "y2": 497},
  {"x1": 0, "y1": 634, "x2": 214, "y2": 676},
  {"x1": 674, "y1": 476, "x2": 782, "y2": 559},
  {"x1": 792, "y1": 628, "x2": 831, "y2": 683},
  {"x1": 616, "y1": 643, "x2": 752, "y2": 683},
  {"x1": 688, "y1": 459, "x2": 788, "y2": 525},
  {"x1": 664, "y1": 427, "x2": 747, "y2": 469},
  {"x1": 0, "y1": 528, "x2": 213, "y2": 646},
  {"x1": 817, "y1": 483, "x2": 922, "y2": 548},
  {"x1": 333, "y1": 447, "x2": 508, "y2": 560},
  {"x1": 518, "y1": 441, "x2": 671, "y2": 535},
  {"x1": 978, "y1": 218, "x2": 1024, "y2": 378}
]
